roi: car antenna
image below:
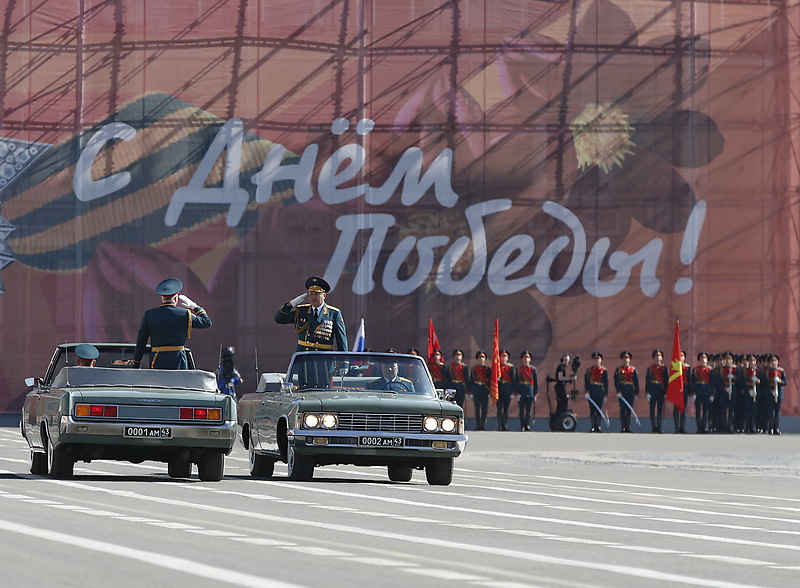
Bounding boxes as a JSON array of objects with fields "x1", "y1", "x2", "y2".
[
  {"x1": 254, "y1": 347, "x2": 259, "y2": 390},
  {"x1": 65, "y1": 340, "x2": 71, "y2": 388}
]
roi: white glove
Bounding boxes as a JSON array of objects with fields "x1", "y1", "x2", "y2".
[
  {"x1": 774, "y1": 377, "x2": 781, "y2": 383},
  {"x1": 584, "y1": 393, "x2": 590, "y2": 399},
  {"x1": 646, "y1": 394, "x2": 651, "y2": 401},
  {"x1": 616, "y1": 393, "x2": 621, "y2": 398},
  {"x1": 178, "y1": 294, "x2": 198, "y2": 310},
  {"x1": 289, "y1": 292, "x2": 307, "y2": 307}
]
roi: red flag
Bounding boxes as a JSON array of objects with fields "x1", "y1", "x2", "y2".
[
  {"x1": 489, "y1": 319, "x2": 500, "y2": 404},
  {"x1": 667, "y1": 320, "x2": 685, "y2": 413},
  {"x1": 427, "y1": 318, "x2": 441, "y2": 363}
]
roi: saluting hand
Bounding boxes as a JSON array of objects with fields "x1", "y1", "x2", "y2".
[{"x1": 178, "y1": 294, "x2": 198, "y2": 310}]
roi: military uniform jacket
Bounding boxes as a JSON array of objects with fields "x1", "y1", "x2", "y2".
[
  {"x1": 470, "y1": 365, "x2": 491, "y2": 395},
  {"x1": 713, "y1": 366, "x2": 739, "y2": 396},
  {"x1": 515, "y1": 365, "x2": 539, "y2": 398},
  {"x1": 134, "y1": 303, "x2": 212, "y2": 368},
  {"x1": 614, "y1": 366, "x2": 640, "y2": 395},
  {"x1": 584, "y1": 366, "x2": 608, "y2": 396},
  {"x1": 275, "y1": 302, "x2": 348, "y2": 351},
  {"x1": 645, "y1": 364, "x2": 667, "y2": 396},
  {"x1": 691, "y1": 366, "x2": 713, "y2": 396}
]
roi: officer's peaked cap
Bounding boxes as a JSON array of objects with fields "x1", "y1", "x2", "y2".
[
  {"x1": 75, "y1": 343, "x2": 99, "y2": 360},
  {"x1": 155, "y1": 277, "x2": 183, "y2": 296},
  {"x1": 305, "y1": 276, "x2": 331, "y2": 293}
]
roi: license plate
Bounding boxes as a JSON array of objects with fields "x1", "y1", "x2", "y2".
[
  {"x1": 358, "y1": 435, "x2": 404, "y2": 447},
  {"x1": 123, "y1": 426, "x2": 172, "y2": 439}
]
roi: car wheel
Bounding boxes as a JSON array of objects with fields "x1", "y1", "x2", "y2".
[
  {"x1": 167, "y1": 460, "x2": 192, "y2": 478},
  {"x1": 387, "y1": 465, "x2": 413, "y2": 482},
  {"x1": 286, "y1": 444, "x2": 314, "y2": 481},
  {"x1": 29, "y1": 450, "x2": 47, "y2": 475},
  {"x1": 249, "y1": 445, "x2": 275, "y2": 478},
  {"x1": 559, "y1": 412, "x2": 578, "y2": 432},
  {"x1": 425, "y1": 457, "x2": 453, "y2": 486},
  {"x1": 46, "y1": 434, "x2": 74, "y2": 479},
  {"x1": 197, "y1": 452, "x2": 224, "y2": 482}
]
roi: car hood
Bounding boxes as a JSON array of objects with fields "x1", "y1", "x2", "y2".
[
  {"x1": 294, "y1": 390, "x2": 462, "y2": 416},
  {"x1": 69, "y1": 388, "x2": 227, "y2": 407}
]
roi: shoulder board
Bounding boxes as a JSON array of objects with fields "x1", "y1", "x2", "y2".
[
  {"x1": 296, "y1": 304, "x2": 311, "y2": 309},
  {"x1": 325, "y1": 305, "x2": 340, "y2": 312}
]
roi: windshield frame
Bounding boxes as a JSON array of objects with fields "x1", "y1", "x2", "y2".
[{"x1": 286, "y1": 352, "x2": 436, "y2": 397}]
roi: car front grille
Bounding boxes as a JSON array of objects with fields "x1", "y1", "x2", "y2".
[{"x1": 337, "y1": 413, "x2": 423, "y2": 433}]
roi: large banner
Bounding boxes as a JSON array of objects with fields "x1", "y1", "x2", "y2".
[{"x1": 1, "y1": 0, "x2": 798, "y2": 415}]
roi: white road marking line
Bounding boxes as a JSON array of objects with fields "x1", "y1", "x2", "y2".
[
  {"x1": 346, "y1": 557, "x2": 417, "y2": 567},
  {"x1": 682, "y1": 554, "x2": 773, "y2": 566},
  {"x1": 185, "y1": 529, "x2": 246, "y2": 537},
  {"x1": 146, "y1": 522, "x2": 202, "y2": 530},
  {"x1": 608, "y1": 545, "x2": 687, "y2": 554},
  {"x1": 278, "y1": 546, "x2": 354, "y2": 557},
  {"x1": 232, "y1": 538, "x2": 297, "y2": 546},
  {"x1": 0, "y1": 518, "x2": 306, "y2": 588},
  {"x1": 403, "y1": 568, "x2": 489, "y2": 581}
]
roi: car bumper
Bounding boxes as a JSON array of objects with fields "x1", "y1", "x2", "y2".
[
  {"x1": 58, "y1": 416, "x2": 237, "y2": 450},
  {"x1": 288, "y1": 428, "x2": 467, "y2": 458}
]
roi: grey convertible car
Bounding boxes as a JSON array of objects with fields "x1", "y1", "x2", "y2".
[
  {"x1": 238, "y1": 351, "x2": 467, "y2": 485},
  {"x1": 21, "y1": 343, "x2": 237, "y2": 481}
]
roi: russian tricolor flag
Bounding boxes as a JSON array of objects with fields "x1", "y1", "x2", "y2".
[{"x1": 352, "y1": 317, "x2": 366, "y2": 352}]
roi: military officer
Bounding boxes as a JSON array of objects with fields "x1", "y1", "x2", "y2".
[
  {"x1": 740, "y1": 354, "x2": 760, "y2": 434},
  {"x1": 763, "y1": 353, "x2": 786, "y2": 435},
  {"x1": 369, "y1": 358, "x2": 415, "y2": 393},
  {"x1": 275, "y1": 276, "x2": 348, "y2": 352},
  {"x1": 692, "y1": 352, "x2": 713, "y2": 433},
  {"x1": 75, "y1": 343, "x2": 99, "y2": 367},
  {"x1": 497, "y1": 350, "x2": 514, "y2": 431},
  {"x1": 584, "y1": 352, "x2": 609, "y2": 432},
  {"x1": 448, "y1": 349, "x2": 469, "y2": 410},
  {"x1": 470, "y1": 351, "x2": 491, "y2": 431},
  {"x1": 713, "y1": 351, "x2": 738, "y2": 433},
  {"x1": 614, "y1": 351, "x2": 640, "y2": 433},
  {"x1": 646, "y1": 350, "x2": 667, "y2": 433},
  {"x1": 515, "y1": 351, "x2": 538, "y2": 431},
  {"x1": 132, "y1": 277, "x2": 212, "y2": 369}
]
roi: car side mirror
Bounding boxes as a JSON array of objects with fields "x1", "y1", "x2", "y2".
[
  {"x1": 437, "y1": 388, "x2": 456, "y2": 402},
  {"x1": 25, "y1": 377, "x2": 42, "y2": 388}
]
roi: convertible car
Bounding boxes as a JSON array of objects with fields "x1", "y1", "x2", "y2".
[
  {"x1": 238, "y1": 351, "x2": 467, "y2": 485},
  {"x1": 21, "y1": 343, "x2": 237, "y2": 481}
]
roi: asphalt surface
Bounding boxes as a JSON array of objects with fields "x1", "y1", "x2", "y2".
[{"x1": 1, "y1": 426, "x2": 798, "y2": 588}]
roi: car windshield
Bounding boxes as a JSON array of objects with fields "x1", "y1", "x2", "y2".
[
  {"x1": 287, "y1": 352, "x2": 436, "y2": 397},
  {"x1": 51, "y1": 367, "x2": 218, "y2": 392}
]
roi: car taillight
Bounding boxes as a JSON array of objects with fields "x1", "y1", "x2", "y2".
[
  {"x1": 75, "y1": 404, "x2": 118, "y2": 418},
  {"x1": 179, "y1": 408, "x2": 222, "y2": 421}
]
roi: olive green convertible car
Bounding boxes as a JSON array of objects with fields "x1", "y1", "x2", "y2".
[
  {"x1": 21, "y1": 343, "x2": 237, "y2": 481},
  {"x1": 238, "y1": 352, "x2": 467, "y2": 485}
]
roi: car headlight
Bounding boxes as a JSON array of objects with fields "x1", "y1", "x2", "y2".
[
  {"x1": 423, "y1": 417, "x2": 439, "y2": 432},
  {"x1": 320, "y1": 414, "x2": 337, "y2": 429},
  {"x1": 303, "y1": 413, "x2": 320, "y2": 428},
  {"x1": 440, "y1": 417, "x2": 456, "y2": 432}
]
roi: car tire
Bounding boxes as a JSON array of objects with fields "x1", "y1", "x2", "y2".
[
  {"x1": 29, "y1": 450, "x2": 47, "y2": 475},
  {"x1": 387, "y1": 465, "x2": 413, "y2": 482},
  {"x1": 559, "y1": 412, "x2": 578, "y2": 432},
  {"x1": 286, "y1": 444, "x2": 314, "y2": 481},
  {"x1": 46, "y1": 434, "x2": 74, "y2": 479},
  {"x1": 197, "y1": 452, "x2": 224, "y2": 482},
  {"x1": 168, "y1": 460, "x2": 192, "y2": 478},
  {"x1": 425, "y1": 457, "x2": 453, "y2": 486},
  {"x1": 249, "y1": 445, "x2": 275, "y2": 478}
]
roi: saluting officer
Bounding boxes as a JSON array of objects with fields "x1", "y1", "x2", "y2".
[
  {"x1": 275, "y1": 276, "x2": 348, "y2": 351},
  {"x1": 133, "y1": 277, "x2": 212, "y2": 369}
]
